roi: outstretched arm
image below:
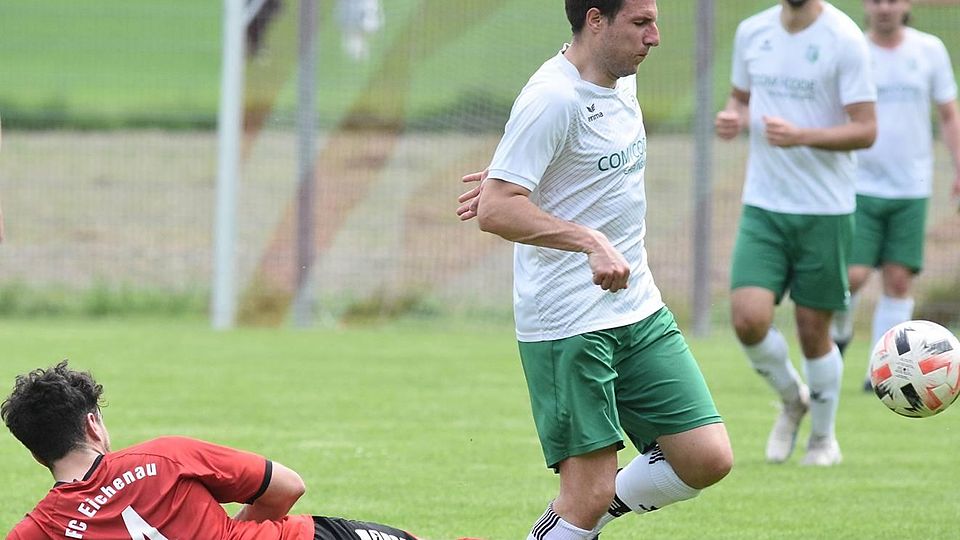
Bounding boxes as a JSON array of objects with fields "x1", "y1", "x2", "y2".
[
  {"x1": 936, "y1": 99, "x2": 960, "y2": 198},
  {"x1": 234, "y1": 461, "x2": 305, "y2": 522}
]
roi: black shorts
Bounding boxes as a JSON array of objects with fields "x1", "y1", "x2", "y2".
[{"x1": 313, "y1": 516, "x2": 419, "y2": 540}]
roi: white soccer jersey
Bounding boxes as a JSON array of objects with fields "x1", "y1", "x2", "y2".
[
  {"x1": 487, "y1": 51, "x2": 664, "y2": 342},
  {"x1": 732, "y1": 2, "x2": 876, "y2": 215},
  {"x1": 856, "y1": 28, "x2": 957, "y2": 199}
]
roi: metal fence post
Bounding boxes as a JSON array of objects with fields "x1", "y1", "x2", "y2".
[{"x1": 692, "y1": 0, "x2": 715, "y2": 337}]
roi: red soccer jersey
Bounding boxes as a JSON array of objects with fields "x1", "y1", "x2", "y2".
[{"x1": 6, "y1": 436, "x2": 314, "y2": 540}]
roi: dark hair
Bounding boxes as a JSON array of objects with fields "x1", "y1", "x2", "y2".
[
  {"x1": 565, "y1": 0, "x2": 626, "y2": 34},
  {"x1": 1, "y1": 361, "x2": 104, "y2": 466}
]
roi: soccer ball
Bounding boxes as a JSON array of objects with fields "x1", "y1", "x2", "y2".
[{"x1": 868, "y1": 320, "x2": 960, "y2": 418}]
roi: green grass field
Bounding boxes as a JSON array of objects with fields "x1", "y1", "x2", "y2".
[
  {"x1": 1, "y1": 1, "x2": 958, "y2": 128},
  {"x1": 2, "y1": 318, "x2": 958, "y2": 539}
]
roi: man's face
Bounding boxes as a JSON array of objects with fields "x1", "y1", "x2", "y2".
[
  {"x1": 864, "y1": 0, "x2": 910, "y2": 34},
  {"x1": 785, "y1": 0, "x2": 811, "y2": 8},
  {"x1": 597, "y1": 0, "x2": 660, "y2": 79}
]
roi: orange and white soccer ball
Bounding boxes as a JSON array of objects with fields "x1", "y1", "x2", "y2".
[{"x1": 869, "y1": 320, "x2": 960, "y2": 418}]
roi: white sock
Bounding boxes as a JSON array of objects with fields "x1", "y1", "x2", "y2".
[
  {"x1": 743, "y1": 327, "x2": 803, "y2": 403},
  {"x1": 528, "y1": 502, "x2": 593, "y2": 540},
  {"x1": 804, "y1": 346, "x2": 843, "y2": 439},
  {"x1": 872, "y1": 294, "x2": 914, "y2": 352},
  {"x1": 589, "y1": 446, "x2": 700, "y2": 535},
  {"x1": 831, "y1": 292, "x2": 859, "y2": 343}
]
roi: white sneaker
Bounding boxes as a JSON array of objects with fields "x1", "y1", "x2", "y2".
[
  {"x1": 765, "y1": 384, "x2": 810, "y2": 463},
  {"x1": 801, "y1": 435, "x2": 843, "y2": 466}
]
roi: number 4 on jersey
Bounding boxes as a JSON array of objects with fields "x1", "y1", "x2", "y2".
[{"x1": 121, "y1": 506, "x2": 170, "y2": 540}]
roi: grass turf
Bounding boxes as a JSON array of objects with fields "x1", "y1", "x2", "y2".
[{"x1": 1, "y1": 318, "x2": 958, "y2": 539}]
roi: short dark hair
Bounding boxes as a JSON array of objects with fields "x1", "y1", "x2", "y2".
[
  {"x1": 565, "y1": 0, "x2": 626, "y2": 34},
  {"x1": 2, "y1": 361, "x2": 104, "y2": 466}
]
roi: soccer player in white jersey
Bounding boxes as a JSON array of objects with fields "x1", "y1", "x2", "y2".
[
  {"x1": 716, "y1": 0, "x2": 877, "y2": 467},
  {"x1": 457, "y1": 1, "x2": 732, "y2": 538},
  {"x1": 830, "y1": 0, "x2": 960, "y2": 391}
]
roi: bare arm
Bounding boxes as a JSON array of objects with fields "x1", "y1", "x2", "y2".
[
  {"x1": 936, "y1": 99, "x2": 960, "y2": 198},
  {"x1": 764, "y1": 101, "x2": 876, "y2": 151},
  {"x1": 476, "y1": 178, "x2": 630, "y2": 292},
  {"x1": 715, "y1": 88, "x2": 750, "y2": 140},
  {"x1": 233, "y1": 461, "x2": 305, "y2": 522}
]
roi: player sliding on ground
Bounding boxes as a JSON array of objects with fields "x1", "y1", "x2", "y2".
[{"x1": 2, "y1": 361, "x2": 468, "y2": 540}]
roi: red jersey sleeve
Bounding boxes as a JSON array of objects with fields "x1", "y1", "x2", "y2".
[
  {"x1": 148, "y1": 436, "x2": 272, "y2": 505},
  {"x1": 6, "y1": 516, "x2": 45, "y2": 540}
]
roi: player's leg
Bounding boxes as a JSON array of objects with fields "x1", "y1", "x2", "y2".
[
  {"x1": 589, "y1": 309, "x2": 731, "y2": 536},
  {"x1": 790, "y1": 213, "x2": 854, "y2": 466},
  {"x1": 548, "y1": 447, "x2": 619, "y2": 536},
  {"x1": 518, "y1": 332, "x2": 625, "y2": 538},
  {"x1": 867, "y1": 197, "x2": 926, "y2": 384},
  {"x1": 831, "y1": 265, "x2": 871, "y2": 356},
  {"x1": 831, "y1": 194, "x2": 883, "y2": 357},
  {"x1": 311, "y1": 515, "x2": 420, "y2": 540},
  {"x1": 873, "y1": 262, "x2": 915, "y2": 341},
  {"x1": 730, "y1": 207, "x2": 806, "y2": 462},
  {"x1": 794, "y1": 305, "x2": 842, "y2": 466}
]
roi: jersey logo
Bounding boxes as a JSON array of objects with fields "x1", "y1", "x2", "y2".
[
  {"x1": 760, "y1": 39, "x2": 772, "y2": 52},
  {"x1": 806, "y1": 44, "x2": 819, "y2": 63},
  {"x1": 586, "y1": 104, "x2": 604, "y2": 122}
]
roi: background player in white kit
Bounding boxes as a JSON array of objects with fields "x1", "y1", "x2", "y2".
[
  {"x1": 716, "y1": 0, "x2": 876, "y2": 466},
  {"x1": 830, "y1": 0, "x2": 960, "y2": 390},
  {"x1": 458, "y1": 1, "x2": 732, "y2": 538}
]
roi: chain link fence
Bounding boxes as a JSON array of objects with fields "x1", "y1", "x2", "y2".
[{"x1": 0, "y1": 1, "x2": 957, "y2": 327}]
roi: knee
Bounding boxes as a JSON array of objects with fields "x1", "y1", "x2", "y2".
[
  {"x1": 848, "y1": 266, "x2": 871, "y2": 293},
  {"x1": 582, "y1": 482, "x2": 616, "y2": 520},
  {"x1": 556, "y1": 479, "x2": 615, "y2": 526},
  {"x1": 696, "y1": 447, "x2": 734, "y2": 489},
  {"x1": 674, "y1": 442, "x2": 734, "y2": 490},
  {"x1": 731, "y1": 309, "x2": 769, "y2": 345},
  {"x1": 885, "y1": 280, "x2": 911, "y2": 298}
]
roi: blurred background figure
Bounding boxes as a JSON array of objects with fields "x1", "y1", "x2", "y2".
[{"x1": 337, "y1": 0, "x2": 384, "y2": 61}]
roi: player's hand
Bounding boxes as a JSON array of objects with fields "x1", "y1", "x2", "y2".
[
  {"x1": 586, "y1": 232, "x2": 630, "y2": 293},
  {"x1": 715, "y1": 110, "x2": 742, "y2": 140},
  {"x1": 457, "y1": 169, "x2": 488, "y2": 222},
  {"x1": 763, "y1": 116, "x2": 803, "y2": 147}
]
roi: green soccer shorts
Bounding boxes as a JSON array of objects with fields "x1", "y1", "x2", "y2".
[
  {"x1": 850, "y1": 194, "x2": 927, "y2": 273},
  {"x1": 730, "y1": 205, "x2": 853, "y2": 312},
  {"x1": 517, "y1": 307, "x2": 723, "y2": 469}
]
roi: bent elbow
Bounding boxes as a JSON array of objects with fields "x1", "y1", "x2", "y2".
[
  {"x1": 292, "y1": 474, "x2": 306, "y2": 499},
  {"x1": 862, "y1": 125, "x2": 877, "y2": 148},
  {"x1": 856, "y1": 120, "x2": 877, "y2": 149}
]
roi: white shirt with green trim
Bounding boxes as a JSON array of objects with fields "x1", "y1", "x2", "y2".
[
  {"x1": 732, "y1": 2, "x2": 876, "y2": 215},
  {"x1": 856, "y1": 28, "x2": 957, "y2": 200},
  {"x1": 487, "y1": 50, "x2": 664, "y2": 342}
]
